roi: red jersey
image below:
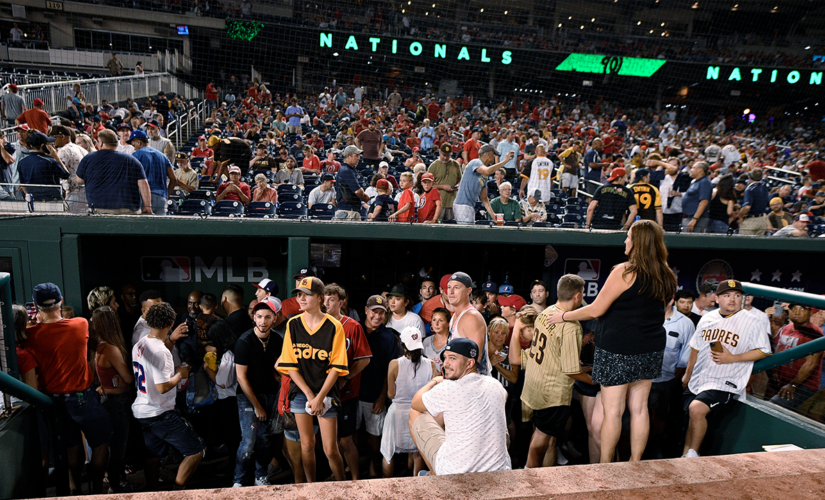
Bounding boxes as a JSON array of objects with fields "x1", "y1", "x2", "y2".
[
  {"x1": 427, "y1": 102, "x2": 440, "y2": 121},
  {"x1": 18, "y1": 108, "x2": 52, "y2": 134},
  {"x1": 773, "y1": 322, "x2": 823, "y2": 391},
  {"x1": 206, "y1": 84, "x2": 218, "y2": 102},
  {"x1": 191, "y1": 147, "x2": 213, "y2": 158},
  {"x1": 416, "y1": 187, "x2": 441, "y2": 222},
  {"x1": 396, "y1": 189, "x2": 415, "y2": 222},
  {"x1": 27, "y1": 318, "x2": 94, "y2": 393},
  {"x1": 464, "y1": 138, "x2": 481, "y2": 161},
  {"x1": 338, "y1": 316, "x2": 372, "y2": 401},
  {"x1": 216, "y1": 182, "x2": 251, "y2": 203},
  {"x1": 281, "y1": 296, "x2": 302, "y2": 319}
]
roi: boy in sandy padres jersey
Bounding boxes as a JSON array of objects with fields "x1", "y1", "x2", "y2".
[{"x1": 681, "y1": 280, "x2": 771, "y2": 458}]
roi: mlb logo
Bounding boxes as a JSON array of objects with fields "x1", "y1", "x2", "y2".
[{"x1": 141, "y1": 257, "x2": 191, "y2": 282}]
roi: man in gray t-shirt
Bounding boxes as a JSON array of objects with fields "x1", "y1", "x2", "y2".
[
  {"x1": 1, "y1": 85, "x2": 26, "y2": 127},
  {"x1": 307, "y1": 173, "x2": 336, "y2": 208},
  {"x1": 453, "y1": 144, "x2": 514, "y2": 224}
]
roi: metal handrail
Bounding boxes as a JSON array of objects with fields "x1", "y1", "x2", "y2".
[{"x1": 742, "y1": 282, "x2": 825, "y2": 374}]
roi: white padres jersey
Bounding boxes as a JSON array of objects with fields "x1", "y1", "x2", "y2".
[
  {"x1": 131, "y1": 336, "x2": 176, "y2": 419},
  {"x1": 526, "y1": 157, "x2": 555, "y2": 203},
  {"x1": 688, "y1": 308, "x2": 771, "y2": 401}
]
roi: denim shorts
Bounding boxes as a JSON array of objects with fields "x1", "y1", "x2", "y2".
[
  {"x1": 138, "y1": 410, "x2": 204, "y2": 458},
  {"x1": 49, "y1": 386, "x2": 113, "y2": 448},
  {"x1": 290, "y1": 393, "x2": 338, "y2": 418},
  {"x1": 284, "y1": 424, "x2": 318, "y2": 442}
]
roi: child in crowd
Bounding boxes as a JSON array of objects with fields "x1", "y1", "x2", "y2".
[{"x1": 368, "y1": 178, "x2": 397, "y2": 222}]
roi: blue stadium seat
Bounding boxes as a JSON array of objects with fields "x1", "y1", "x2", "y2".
[
  {"x1": 277, "y1": 184, "x2": 303, "y2": 197},
  {"x1": 166, "y1": 199, "x2": 179, "y2": 215},
  {"x1": 278, "y1": 192, "x2": 302, "y2": 204},
  {"x1": 176, "y1": 199, "x2": 212, "y2": 216},
  {"x1": 245, "y1": 201, "x2": 278, "y2": 218},
  {"x1": 212, "y1": 200, "x2": 245, "y2": 217},
  {"x1": 188, "y1": 189, "x2": 215, "y2": 202},
  {"x1": 277, "y1": 202, "x2": 306, "y2": 219},
  {"x1": 563, "y1": 213, "x2": 582, "y2": 224},
  {"x1": 308, "y1": 203, "x2": 335, "y2": 220}
]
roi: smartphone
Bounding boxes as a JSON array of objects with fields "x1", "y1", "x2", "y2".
[
  {"x1": 772, "y1": 301, "x2": 784, "y2": 318},
  {"x1": 25, "y1": 302, "x2": 36, "y2": 321},
  {"x1": 709, "y1": 342, "x2": 723, "y2": 353}
]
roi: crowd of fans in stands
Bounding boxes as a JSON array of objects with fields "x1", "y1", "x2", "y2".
[
  {"x1": 2, "y1": 78, "x2": 824, "y2": 235},
  {"x1": 10, "y1": 261, "x2": 825, "y2": 493}
]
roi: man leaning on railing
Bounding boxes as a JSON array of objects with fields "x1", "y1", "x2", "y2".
[{"x1": 17, "y1": 132, "x2": 69, "y2": 202}]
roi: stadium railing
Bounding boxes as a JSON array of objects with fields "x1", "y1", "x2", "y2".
[
  {"x1": 0, "y1": 184, "x2": 67, "y2": 214},
  {"x1": 16, "y1": 72, "x2": 202, "y2": 116}
]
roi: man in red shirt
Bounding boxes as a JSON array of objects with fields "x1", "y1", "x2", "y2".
[
  {"x1": 807, "y1": 158, "x2": 825, "y2": 183},
  {"x1": 216, "y1": 165, "x2": 251, "y2": 205},
  {"x1": 324, "y1": 283, "x2": 372, "y2": 480},
  {"x1": 769, "y1": 303, "x2": 823, "y2": 411},
  {"x1": 16, "y1": 98, "x2": 51, "y2": 133},
  {"x1": 427, "y1": 100, "x2": 441, "y2": 122},
  {"x1": 26, "y1": 283, "x2": 112, "y2": 494},
  {"x1": 191, "y1": 136, "x2": 213, "y2": 159},
  {"x1": 463, "y1": 127, "x2": 482, "y2": 164},
  {"x1": 205, "y1": 80, "x2": 218, "y2": 110}
]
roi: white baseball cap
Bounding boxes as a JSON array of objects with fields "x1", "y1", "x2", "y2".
[{"x1": 400, "y1": 326, "x2": 424, "y2": 351}]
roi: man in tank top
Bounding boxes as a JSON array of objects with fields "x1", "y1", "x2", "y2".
[{"x1": 445, "y1": 272, "x2": 492, "y2": 376}]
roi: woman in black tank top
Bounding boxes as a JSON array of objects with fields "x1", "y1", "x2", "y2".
[
  {"x1": 545, "y1": 220, "x2": 676, "y2": 463},
  {"x1": 708, "y1": 174, "x2": 735, "y2": 234}
]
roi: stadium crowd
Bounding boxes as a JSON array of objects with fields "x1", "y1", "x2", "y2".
[
  {"x1": 11, "y1": 242, "x2": 825, "y2": 493},
  {"x1": 3, "y1": 78, "x2": 823, "y2": 236}
]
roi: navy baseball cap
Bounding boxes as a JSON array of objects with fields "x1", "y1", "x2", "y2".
[
  {"x1": 128, "y1": 130, "x2": 149, "y2": 143},
  {"x1": 146, "y1": 119, "x2": 161, "y2": 129},
  {"x1": 253, "y1": 278, "x2": 279, "y2": 296},
  {"x1": 33, "y1": 282, "x2": 62, "y2": 308},
  {"x1": 117, "y1": 122, "x2": 132, "y2": 131},
  {"x1": 482, "y1": 280, "x2": 498, "y2": 293},
  {"x1": 26, "y1": 132, "x2": 55, "y2": 149},
  {"x1": 321, "y1": 173, "x2": 336, "y2": 182},
  {"x1": 448, "y1": 272, "x2": 473, "y2": 288},
  {"x1": 293, "y1": 267, "x2": 316, "y2": 279},
  {"x1": 441, "y1": 337, "x2": 480, "y2": 362}
]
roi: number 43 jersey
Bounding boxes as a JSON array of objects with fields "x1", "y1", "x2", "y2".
[
  {"x1": 521, "y1": 304, "x2": 584, "y2": 410},
  {"x1": 132, "y1": 336, "x2": 176, "y2": 418}
]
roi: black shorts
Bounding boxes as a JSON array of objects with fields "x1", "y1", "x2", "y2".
[
  {"x1": 682, "y1": 389, "x2": 734, "y2": 414},
  {"x1": 337, "y1": 398, "x2": 359, "y2": 438},
  {"x1": 138, "y1": 410, "x2": 204, "y2": 458},
  {"x1": 532, "y1": 405, "x2": 571, "y2": 438},
  {"x1": 573, "y1": 380, "x2": 600, "y2": 398}
]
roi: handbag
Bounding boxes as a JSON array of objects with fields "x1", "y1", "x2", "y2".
[{"x1": 278, "y1": 375, "x2": 297, "y2": 430}]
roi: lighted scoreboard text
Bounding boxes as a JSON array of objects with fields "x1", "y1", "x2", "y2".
[
  {"x1": 705, "y1": 66, "x2": 823, "y2": 86},
  {"x1": 318, "y1": 32, "x2": 513, "y2": 65}
]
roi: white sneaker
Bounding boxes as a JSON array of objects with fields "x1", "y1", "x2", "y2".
[
  {"x1": 254, "y1": 476, "x2": 271, "y2": 486},
  {"x1": 685, "y1": 449, "x2": 700, "y2": 458},
  {"x1": 232, "y1": 483, "x2": 243, "y2": 488}
]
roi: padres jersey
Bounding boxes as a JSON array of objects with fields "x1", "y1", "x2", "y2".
[
  {"x1": 630, "y1": 182, "x2": 662, "y2": 221},
  {"x1": 278, "y1": 314, "x2": 349, "y2": 401},
  {"x1": 521, "y1": 305, "x2": 583, "y2": 410},
  {"x1": 688, "y1": 308, "x2": 771, "y2": 400},
  {"x1": 526, "y1": 157, "x2": 554, "y2": 202}
]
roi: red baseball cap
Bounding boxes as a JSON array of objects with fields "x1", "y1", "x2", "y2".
[
  {"x1": 498, "y1": 294, "x2": 527, "y2": 311},
  {"x1": 376, "y1": 179, "x2": 390, "y2": 190},
  {"x1": 421, "y1": 173, "x2": 435, "y2": 181},
  {"x1": 33, "y1": 98, "x2": 44, "y2": 106},
  {"x1": 14, "y1": 124, "x2": 30, "y2": 132},
  {"x1": 8, "y1": 84, "x2": 17, "y2": 91},
  {"x1": 607, "y1": 167, "x2": 627, "y2": 182},
  {"x1": 439, "y1": 274, "x2": 451, "y2": 293}
]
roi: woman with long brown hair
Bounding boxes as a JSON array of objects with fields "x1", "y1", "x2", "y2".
[
  {"x1": 547, "y1": 220, "x2": 676, "y2": 463},
  {"x1": 90, "y1": 306, "x2": 134, "y2": 493}
]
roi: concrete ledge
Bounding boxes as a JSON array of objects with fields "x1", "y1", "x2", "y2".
[{"x1": 64, "y1": 449, "x2": 825, "y2": 500}]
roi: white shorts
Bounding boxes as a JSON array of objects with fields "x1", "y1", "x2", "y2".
[
  {"x1": 357, "y1": 400, "x2": 387, "y2": 436},
  {"x1": 562, "y1": 173, "x2": 579, "y2": 189},
  {"x1": 453, "y1": 203, "x2": 476, "y2": 225}
]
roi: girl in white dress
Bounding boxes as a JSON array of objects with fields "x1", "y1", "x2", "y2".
[{"x1": 380, "y1": 326, "x2": 438, "y2": 477}]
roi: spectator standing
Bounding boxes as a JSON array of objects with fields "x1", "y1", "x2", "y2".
[
  {"x1": 681, "y1": 161, "x2": 712, "y2": 233},
  {"x1": 277, "y1": 277, "x2": 348, "y2": 482},
  {"x1": 49, "y1": 125, "x2": 88, "y2": 213},
  {"x1": 423, "y1": 308, "x2": 451, "y2": 371},
  {"x1": 27, "y1": 283, "x2": 112, "y2": 494},
  {"x1": 335, "y1": 145, "x2": 370, "y2": 220},
  {"x1": 419, "y1": 119, "x2": 435, "y2": 151},
  {"x1": 131, "y1": 129, "x2": 176, "y2": 214},
  {"x1": 446, "y1": 272, "x2": 492, "y2": 376},
  {"x1": 675, "y1": 290, "x2": 702, "y2": 327},
  {"x1": 427, "y1": 144, "x2": 461, "y2": 221},
  {"x1": 147, "y1": 119, "x2": 175, "y2": 163},
  {"x1": 116, "y1": 123, "x2": 135, "y2": 155},
  {"x1": 132, "y1": 303, "x2": 204, "y2": 489},
  {"x1": 416, "y1": 172, "x2": 442, "y2": 223},
  {"x1": 358, "y1": 295, "x2": 400, "y2": 478},
  {"x1": 89, "y1": 306, "x2": 134, "y2": 493},
  {"x1": 206, "y1": 80, "x2": 219, "y2": 111},
  {"x1": 233, "y1": 297, "x2": 284, "y2": 487},
  {"x1": 557, "y1": 141, "x2": 583, "y2": 198},
  {"x1": 463, "y1": 128, "x2": 482, "y2": 164},
  {"x1": 355, "y1": 120, "x2": 384, "y2": 169},
  {"x1": 454, "y1": 145, "x2": 514, "y2": 224},
  {"x1": 583, "y1": 139, "x2": 609, "y2": 195},
  {"x1": 409, "y1": 337, "x2": 511, "y2": 475},
  {"x1": 16, "y1": 98, "x2": 51, "y2": 133},
  {"x1": 386, "y1": 284, "x2": 426, "y2": 335},
  {"x1": 768, "y1": 303, "x2": 823, "y2": 411},
  {"x1": 547, "y1": 220, "x2": 677, "y2": 463},
  {"x1": 737, "y1": 168, "x2": 770, "y2": 236},
  {"x1": 496, "y1": 130, "x2": 521, "y2": 183},
  {"x1": 324, "y1": 284, "x2": 372, "y2": 480},
  {"x1": 76, "y1": 130, "x2": 151, "y2": 214},
  {"x1": 681, "y1": 280, "x2": 771, "y2": 458},
  {"x1": 586, "y1": 167, "x2": 637, "y2": 230},
  {"x1": 106, "y1": 53, "x2": 124, "y2": 76},
  {"x1": 381, "y1": 326, "x2": 437, "y2": 476},
  {"x1": 629, "y1": 168, "x2": 663, "y2": 226},
  {"x1": 1, "y1": 83, "x2": 26, "y2": 127},
  {"x1": 389, "y1": 172, "x2": 416, "y2": 222},
  {"x1": 285, "y1": 98, "x2": 304, "y2": 135},
  {"x1": 707, "y1": 173, "x2": 736, "y2": 234},
  {"x1": 9, "y1": 23, "x2": 23, "y2": 47},
  {"x1": 520, "y1": 145, "x2": 554, "y2": 202},
  {"x1": 17, "y1": 131, "x2": 70, "y2": 201}
]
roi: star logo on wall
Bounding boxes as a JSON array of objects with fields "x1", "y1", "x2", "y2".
[
  {"x1": 772, "y1": 270, "x2": 782, "y2": 282},
  {"x1": 792, "y1": 271, "x2": 802, "y2": 282},
  {"x1": 751, "y1": 269, "x2": 762, "y2": 282}
]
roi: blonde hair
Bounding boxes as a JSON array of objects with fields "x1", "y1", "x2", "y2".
[
  {"x1": 400, "y1": 171, "x2": 414, "y2": 181},
  {"x1": 487, "y1": 317, "x2": 509, "y2": 336},
  {"x1": 515, "y1": 305, "x2": 539, "y2": 327}
]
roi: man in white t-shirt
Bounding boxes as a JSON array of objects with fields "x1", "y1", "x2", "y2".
[
  {"x1": 410, "y1": 337, "x2": 511, "y2": 475},
  {"x1": 386, "y1": 284, "x2": 425, "y2": 337},
  {"x1": 132, "y1": 302, "x2": 204, "y2": 489}
]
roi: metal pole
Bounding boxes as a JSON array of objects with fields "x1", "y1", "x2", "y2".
[{"x1": 741, "y1": 282, "x2": 825, "y2": 310}]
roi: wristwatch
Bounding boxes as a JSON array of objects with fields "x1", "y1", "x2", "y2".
[{"x1": 790, "y1": 383, "x2": 798, "y2": 388}]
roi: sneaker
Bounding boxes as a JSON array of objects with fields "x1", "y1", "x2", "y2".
[
  {"x1": 685, "y1": 449, "x2": 700, "y2": 458},
  {"x1": 254, "y1": 476, "x2": 271, "y2": 486},
  {"x1": 556, "y1": 447, "x2": 569, "y2": 465},
  {"x1": 417, "y1": 470, "x2": 430, "y2": 477},
  {"x1": 232, "y1": 483, "x2": 243, "y2": 488}
]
